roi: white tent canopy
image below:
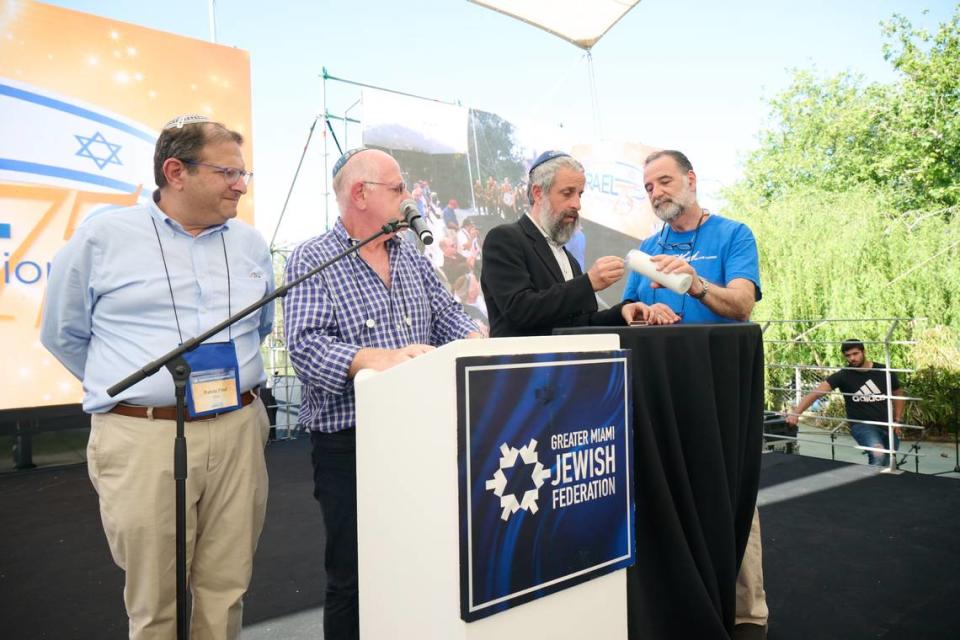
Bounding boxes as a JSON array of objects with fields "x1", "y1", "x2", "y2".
[{"x1": 468, "y1": 0, "x2": 640, "y2": 50}]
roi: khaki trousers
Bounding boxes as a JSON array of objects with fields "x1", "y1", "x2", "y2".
[
  {"x1": 735, "y1": 507, "x2": 769, "y2": 626},
  {"x1": 88, "y1": 400, "x2": 270, "y2": 640}
]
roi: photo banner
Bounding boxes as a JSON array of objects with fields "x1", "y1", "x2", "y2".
[
  {"x1": 574, "y1": 140, "x2": 660, "y2": 241},
  {"x1": 361, "y1": 88, "x2": 469, "y2": 155},
  {"x1": 0, "y1": 0, "x2": 253, "y2": 411},
  {"x1": 457, "y1": 350, "x2": 635, "y2": 621},
  {"x1": 357, "y1": 97, "x2": 659, "y2": 328}
]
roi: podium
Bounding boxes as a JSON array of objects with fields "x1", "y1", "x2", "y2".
[{"x1": 355, "y1": 334, "x2": 630, "y2": 639}]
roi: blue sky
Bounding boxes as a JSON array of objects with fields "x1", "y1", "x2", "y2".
[{"x1": 39, "y1": 0, "x2": 957, "y2": 243}]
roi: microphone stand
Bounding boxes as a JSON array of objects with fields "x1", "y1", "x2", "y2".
[
  {"x1": 932, "y1": 389, "x2": 960, "y2": 477},
  {"x1": 106, "y1": 219, "x2": 405, "y2": 640}
]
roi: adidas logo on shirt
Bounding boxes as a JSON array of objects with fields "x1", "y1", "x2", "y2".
[{"x1": 852, "y1": 379, "x2": 885, "y2": 403}]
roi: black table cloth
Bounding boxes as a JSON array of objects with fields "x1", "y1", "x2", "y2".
[{"x1": 556, "y1": 323, "x2": 764, "y2": 638}]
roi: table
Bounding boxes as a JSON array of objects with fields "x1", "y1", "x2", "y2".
[{"x1": 556, "y1": 323, "x2": 764, "y2": 638}]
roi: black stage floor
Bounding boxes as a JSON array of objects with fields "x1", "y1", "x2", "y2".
[{"x1": 1, "y1": 440, "x2": 957, "y2": 639}]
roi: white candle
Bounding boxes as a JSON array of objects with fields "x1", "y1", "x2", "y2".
[{"x1": 625, "y1": 249, "x2": 693, "y2": 295}]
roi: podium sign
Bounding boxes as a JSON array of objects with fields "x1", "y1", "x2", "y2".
[{"x1": 457, "y1": 350, "x2": 635, "y2": 622}]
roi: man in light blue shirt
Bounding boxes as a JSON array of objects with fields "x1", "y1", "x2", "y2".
[{"x1": 41, "y1": 115, "x2": 273, "y2": 640}]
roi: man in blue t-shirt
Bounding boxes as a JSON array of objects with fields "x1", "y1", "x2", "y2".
[
  {"x1": 621, "y1": 150, "x2": 761, "y2": 324},
  {"x1": 622, "y1": 150, "x2": 768, "y2": 639}
]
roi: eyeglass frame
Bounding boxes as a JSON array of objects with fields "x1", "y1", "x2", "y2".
[
  {"x1": 181, "y1": 159, "x2": 253, "y2": 186},
  {"x1": 656, "y1": 211, "x2": 706, "y2": 253},
  {"x1": 363, "y1": 180, "x2": 406, "y2": 195}
]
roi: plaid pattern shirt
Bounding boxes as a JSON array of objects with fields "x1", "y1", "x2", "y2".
[{"x1": 284, "y1": 220, "x2": 478, "y2": 432}]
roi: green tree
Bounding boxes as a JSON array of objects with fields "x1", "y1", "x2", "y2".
[
  {"x1": 736, "y1": 7, "x2": 960, "y2": 216},
  {"x1": 726, "y1": 7, "x2": 960, "y2": 434},
  {"x1": 468, "y1": 109, "x2": 525, "y2": 184},
  {"x1": 880, "y1": 9, "x2": 960, "y2": 213}
]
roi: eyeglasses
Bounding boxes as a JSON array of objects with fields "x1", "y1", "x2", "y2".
[
  {"x1": 657, "y1": 240, "x2": 696, "y2": 252},
  {"x1": 182, "y1": 160, "x2": 253, "y2": 186},
  {"x1": 656, "y1": 210, "x2": 706, "y2": 254},
  {"x1": 363, "y1": 180, "x2": 406, "y2": 195}
]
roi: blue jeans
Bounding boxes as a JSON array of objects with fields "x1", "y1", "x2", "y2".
[{"x1": 850, "y1": 422, "x2": 899, "y2": 467}]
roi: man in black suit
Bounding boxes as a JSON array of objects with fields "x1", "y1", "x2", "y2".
[{"x1": 480, "y1": 151, "x2": 669, "y2": 338}]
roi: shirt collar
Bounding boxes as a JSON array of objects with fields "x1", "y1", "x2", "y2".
[
  {"x1": 148, "y1": 197, "x2": 229, "y2": 239},
  {"x1": 333, "y1": 217, "x2": 402, "y2": 249}
]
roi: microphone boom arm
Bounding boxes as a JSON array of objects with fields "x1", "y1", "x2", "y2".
[{"x1": 107, "y1": 219, "x2": 406, "y2": 397}]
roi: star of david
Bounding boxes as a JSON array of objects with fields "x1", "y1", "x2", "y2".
[
  {"x1": 503, "y1": 457, "x2": 538, "y2": 502},
  {"x1": 75, "y1": 131, "x2": 122, "y2": 170},
  {"x1": 485, "y1": 439, "x2": 551, "y2": 521}
]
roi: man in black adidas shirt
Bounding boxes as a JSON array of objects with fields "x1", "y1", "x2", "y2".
[{"x1": 786, "y1": 339, "x2": 905, "y2": 467}]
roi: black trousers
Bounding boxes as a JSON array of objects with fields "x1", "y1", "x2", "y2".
[{"x1": 311, "y1": 429, "x2": 359, "y2": 640}]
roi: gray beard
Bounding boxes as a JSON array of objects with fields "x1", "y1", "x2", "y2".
[
  {"x1": 653, "y1": 179, "x2": 695, "y2": 223},
  {"x1": 541, "y1": 201, "x2": 577, "y2": 245},
  {"x1": 653, "y1": 199, "x2": 682, "y2": 223}
]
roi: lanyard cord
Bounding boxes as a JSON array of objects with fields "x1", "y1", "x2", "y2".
[
  {"x1": 151, "y1": 217, "x2": 232, "y2": 345},
  {"x1": 654, "y1": 210, "x2": 707, "y2": 318},
  {"x1": 152, "y1": 218, "x2": 184, "y2": 344},
  {"x1": 221, "y1": 232, "x2": 232, "y2": 335}
]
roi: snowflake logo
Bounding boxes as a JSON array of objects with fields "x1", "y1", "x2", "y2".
[{"x1": 485, "y1": 438, "x2": 551, "y2": 521}]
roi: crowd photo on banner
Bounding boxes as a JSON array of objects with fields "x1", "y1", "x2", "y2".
[{"x1": 362, "y1": 106, "x2": 646, "y2": 338}]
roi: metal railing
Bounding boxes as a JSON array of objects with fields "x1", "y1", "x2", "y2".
[
  {"x1": 256, "y1": 313, "x2": 954, "y2": 475},
  {"x1": 263, "y1": 330, "x2": 306, "y2": 440},
  {"x1": 759, "y1": 317, "x2": 929, "y2": 474}
]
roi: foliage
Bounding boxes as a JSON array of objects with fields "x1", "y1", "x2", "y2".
[
  {"x1": 737, "y1": 184, "x2": 960, "y2": 434},
  {"x1": 904, "y1": 326, "x2": 960, "y2": 433},
  {"x1": 468, "y1": 109, "x2": 525, "y2": 183},
  {"x1": 880, "y1": 9, "x2": 960, "y2": 213},
  {"x1": 736, "y1": 7, "x2": 960, "y2": 216},
  {"x1": 737, "y1": 185, "x2": 958, "y2": 331},
  {"x1": 726, "y1": 7, "x2": 960, "y2": 434}
]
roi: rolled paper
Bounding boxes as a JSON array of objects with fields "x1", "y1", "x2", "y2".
[{"x1": 625, "y1": 249, "x2": 693, "y2": 295}]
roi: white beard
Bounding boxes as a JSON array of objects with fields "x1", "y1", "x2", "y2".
[
  {"x1": 652, "y1": 178, "x2": 695, "y2": 223},
  {"x1": 653, "y1": 199, "x2": 682, "y2": 222}
]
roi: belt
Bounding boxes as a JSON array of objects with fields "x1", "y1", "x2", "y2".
[{"x1": 109, "y1": 387, "x2": 259, "y2": 422}]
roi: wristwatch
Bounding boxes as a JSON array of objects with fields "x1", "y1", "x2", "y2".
[{"x1": 690, "y1": 277, "x2": 709, "y2": 300}]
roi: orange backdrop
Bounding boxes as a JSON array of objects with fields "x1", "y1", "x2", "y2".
[{"x1": 0, "y1": 0, "x2": 253, "y2": 410}]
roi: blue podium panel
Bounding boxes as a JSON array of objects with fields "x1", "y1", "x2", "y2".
[{"x1": 457, "y1": 350, "x2": 635, "y2": 622}]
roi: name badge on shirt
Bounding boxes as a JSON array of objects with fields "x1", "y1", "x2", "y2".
[{"x1": 183, "y1": 341, "x2": 242, "y2": 418}]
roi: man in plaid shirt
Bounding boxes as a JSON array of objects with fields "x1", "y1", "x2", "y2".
[{"x1": 283, "y1": 148, "x2": 480, "y2": 640}]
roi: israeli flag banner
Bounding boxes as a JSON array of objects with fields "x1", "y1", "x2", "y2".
[
  {"x1": 457, "y1": 350, "x2": 635, "y2": 621},
  {"x1": 0, "y1": 78, "x2": 157, "y2": 195}
]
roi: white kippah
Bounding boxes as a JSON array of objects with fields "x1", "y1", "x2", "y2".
[{"x1": 163, "y1": 114, "x2": 210, "y2": 130}]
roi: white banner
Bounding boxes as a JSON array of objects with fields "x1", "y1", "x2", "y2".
[
  {"x1": 361, "y1": 88, "x2": 468, "y2": 155},
  {"x1": 573, "y1": 140, "x2": 659, "y2": 241}
]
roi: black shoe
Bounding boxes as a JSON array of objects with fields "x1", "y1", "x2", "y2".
[{"x1": 732, "y1": 623, "x2": 767, "y2": 640}]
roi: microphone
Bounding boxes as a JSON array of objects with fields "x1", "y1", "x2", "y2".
[
  {"x1": 625, "y1": 249, "x2": 692, "y2": 294},
  {"x1": 400, "y1": 199, "x2": 434, "y2": 245}
]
